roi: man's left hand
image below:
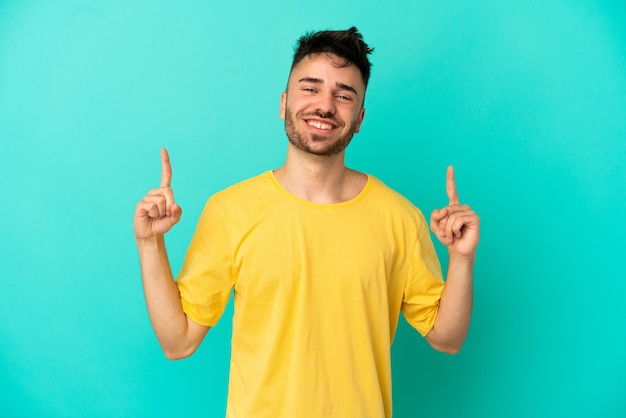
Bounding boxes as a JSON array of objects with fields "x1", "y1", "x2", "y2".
[{"x1": 430, "y1": 166, "x2": 480, "y2": 258}]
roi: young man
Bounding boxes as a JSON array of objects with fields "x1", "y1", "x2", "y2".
[{"x1": 134, "y1": 27, "x2": 479, "y2": 417}]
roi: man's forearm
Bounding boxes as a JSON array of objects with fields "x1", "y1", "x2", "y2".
[
  {"x1": 137, "y1": 236, "x2": 199, "y2": 359},
  {"x1": 426, "y1": 253, "x2": 474, "y2": 354}
]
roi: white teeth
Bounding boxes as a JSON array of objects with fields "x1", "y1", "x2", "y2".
[{"x1": 307, "y1": 120, "x2": 334, "y2": 130}]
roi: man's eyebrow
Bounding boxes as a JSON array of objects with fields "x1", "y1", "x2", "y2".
[
  {"x1": 298, "y1": 77, "x2": 323, "y2": 84},
  {"x1": 297, "y1": 77, "x2": 359, "y2": 96},
  {"x1": 336, "y1": 82, "x2": 358, "y2": 96}
]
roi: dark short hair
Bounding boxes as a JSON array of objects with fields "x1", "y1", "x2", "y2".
[{"x1": 290, "y1": 27, "x2": 374, "y2": 88}]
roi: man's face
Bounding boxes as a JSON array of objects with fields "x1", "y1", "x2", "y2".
[{"x1": 280, "y1": 53, "x2": 366, "y2": 157}]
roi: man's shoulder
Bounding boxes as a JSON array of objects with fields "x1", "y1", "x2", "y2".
[
  {"x1": 218, "y1": 171, "x2": 272, "y2": 192},
  {"x1": 209, "y1": 171, "x2": 275, "y2": 205},
  {"x1": 366, "y1": 176, "x2": 428, "y2": 220},
  {"x1": 369, "y1": 176, "x2": 417, "y2": 205}
]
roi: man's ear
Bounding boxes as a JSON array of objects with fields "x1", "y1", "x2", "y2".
[
  {"x1": 354, "y1": 107, "x2": 365, "y2": 133},
  {"x1": 279, "y1": 92, "x2": 286, "y2": 120}
]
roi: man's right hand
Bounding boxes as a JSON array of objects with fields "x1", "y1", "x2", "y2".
[{"x1": 134, "y1": 148, "x2": 182, "y2": 241}]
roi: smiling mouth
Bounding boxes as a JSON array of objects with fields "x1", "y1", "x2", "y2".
[{"x1": 305, "y1": 119, "x2": 337, "y2": 130}]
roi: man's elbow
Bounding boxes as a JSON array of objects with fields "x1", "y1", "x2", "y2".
[
  {"x1": 163, "y1": 349, "x2": 191, "y2": 361},
  {"x1": 432, "y1": 342, "x2": 463, "y2": 355},
  {"x1": 425, "y1": 330, "x2": 465, "y2": 355},
  {"x1": 161, "y1": 342, "x2": 199, "y2": 361}
]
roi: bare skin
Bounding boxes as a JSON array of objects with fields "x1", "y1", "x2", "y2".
[
  {"x1": 427, "y1": 166, "x2": 479, "y2": 353},
  {"x1": 134, "y1": 149, "x2": 208, "y2": 360},
  {"x1": 274, "y1": 53, "x2": 367, "y2": 204}
]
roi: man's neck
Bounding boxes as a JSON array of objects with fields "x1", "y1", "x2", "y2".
[{"x1": 273, "y1": 146, "x2": 367, "y2": 204}]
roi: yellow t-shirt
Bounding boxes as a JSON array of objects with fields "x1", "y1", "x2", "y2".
[{"x1": 177, "y1": 171, "x2": 444, "y2": 418}]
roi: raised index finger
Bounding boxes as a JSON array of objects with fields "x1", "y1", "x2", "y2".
[
  {"x1": 446, "y1": 165, "x2": 460, "y2": 205},
  {"x1": 160, "y1": 148, "x2": 172, "y2": 187}
]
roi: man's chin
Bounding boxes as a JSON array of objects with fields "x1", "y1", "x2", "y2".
[
  {"x1": 286, "y1": 128, "x2": 354, "y2": 157},
  {"x1": 298, "y1": 142, "x2": 350, "y2": 157}
]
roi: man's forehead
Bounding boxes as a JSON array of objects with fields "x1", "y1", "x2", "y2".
[
  {"x1": 288, "y1": 53, "x2": 365, "y2": 90},
  {"x1": 291, "y1": 53, "x2": 352, "y2": 73}
]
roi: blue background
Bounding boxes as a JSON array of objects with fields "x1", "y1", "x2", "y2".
[{"x1": 1, "y1": 1, "x2": 625, "y2": 417}]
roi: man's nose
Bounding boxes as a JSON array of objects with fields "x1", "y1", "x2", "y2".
[{"x1": 314, "y1": 91, "x2": 336, "y2": 116}]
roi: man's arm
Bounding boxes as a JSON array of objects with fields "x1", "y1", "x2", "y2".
[
  {"x1": 134, "y1": 148, "x2": 209, "y2": 360},
  {"x1": 426, "y1": 166, "x2": 480, "y2": 354}
]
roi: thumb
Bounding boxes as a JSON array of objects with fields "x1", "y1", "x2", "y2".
[
  {"x1": 431, "y1": 207, "x2": 448, "y2": 222},
  {"x1": 170, "y1": 203, "x2": 183, "y2": 223},
  {"x1": 430, "y1": 207, "x2": 448, "y2": 234}
]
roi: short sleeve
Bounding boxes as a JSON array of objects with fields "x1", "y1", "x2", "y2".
[
  {"x1": 401, "y1": 213, "x2": 445, "y2": 336},
  {"x1": 176, "y1": 198, "x2": 237, "y2": 327}
]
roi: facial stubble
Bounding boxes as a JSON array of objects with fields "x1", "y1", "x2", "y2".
[{"x1": 284, "y1": 107, "x2": 360, "y2": 157}]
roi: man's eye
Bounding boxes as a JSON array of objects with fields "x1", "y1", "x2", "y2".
[{"x1": 337, "y1": 94, "x2": 352, "y2": 101}]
